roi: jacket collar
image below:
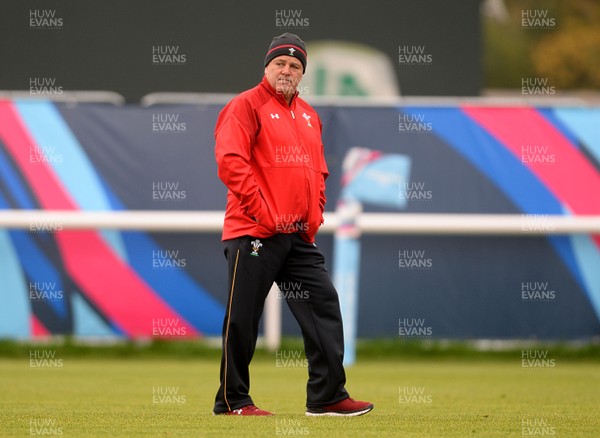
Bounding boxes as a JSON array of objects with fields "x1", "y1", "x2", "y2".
[{"x1": 260, "y1": 75, "x2": 298, "y2": 108}]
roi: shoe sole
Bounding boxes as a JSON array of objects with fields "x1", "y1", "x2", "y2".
[{"x1": 305, "y1": 405, "x2": 373, "y2": 417}]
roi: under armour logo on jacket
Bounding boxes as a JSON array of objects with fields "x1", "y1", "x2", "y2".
[{"x1": 270, "y1": 113, "x2": 280, "y2": 119}]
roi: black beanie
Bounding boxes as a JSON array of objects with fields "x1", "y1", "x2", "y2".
[{"x1": 264, "y1": 33, "x2": 307, "y2": 73}]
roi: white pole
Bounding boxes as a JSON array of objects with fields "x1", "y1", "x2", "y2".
[
  {"x1": 333, "y1": 200, "x2": 363, "y2": 366},
  {"x1": 264, "y1": 283, "x2": 281, "y2": 351}
]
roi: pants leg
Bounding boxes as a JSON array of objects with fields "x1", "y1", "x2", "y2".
[
  {"x1": 276, "y1": 234, "x2": 349, "y2": 408},
  {"x1": 213, "y1": 234, "x2": 289, "y2": 413}
]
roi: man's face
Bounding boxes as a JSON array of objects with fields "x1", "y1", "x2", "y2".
[{"x1": 264, "y1": 55, "x2": 303, "y2": 99}]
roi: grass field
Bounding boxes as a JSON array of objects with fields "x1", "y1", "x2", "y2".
[{"x1": 1, "y1": 350, "x2": 599, "y2": 437}]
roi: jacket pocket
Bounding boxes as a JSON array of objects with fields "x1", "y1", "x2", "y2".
[{"x1": 254, "y1": 193, "x2": 277, "y2": 235}]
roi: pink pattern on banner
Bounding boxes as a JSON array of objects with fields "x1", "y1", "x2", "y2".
[
  {"x1": 31, "y1": 314, "x2": 50, "y2": 337},
  {"x1": 0, "y1": 101, "x2": 197, "y2": 337},
  {"x1": 463, "y1": 106, "x2": 600, "y2": 246}
]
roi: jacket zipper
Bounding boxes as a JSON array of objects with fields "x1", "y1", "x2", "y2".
[{"x1": 285, "y1": 104, "x2": 309, "y2": 225}]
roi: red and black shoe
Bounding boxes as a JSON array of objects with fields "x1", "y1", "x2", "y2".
[
  {"x1": 306, "y1": 397, "x2": 373, "y2": 417},
  {"x1": 214, "y1": 405, "x2": 273, "y2": 416}
]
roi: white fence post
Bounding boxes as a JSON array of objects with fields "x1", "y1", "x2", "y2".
[{"x1": 264, "y1": 282, "x2": 282, "y2": 351}]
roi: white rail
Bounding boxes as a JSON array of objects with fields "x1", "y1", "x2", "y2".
[
  {"x1": 139, "y1": 91, "x2": 592, "y2": 107},
  {"x1": 0, "y1": 90, "x2": 125, "y2": 105},
  {"x1": 1, "y1": 210, "x2": 599, "y2": 235}
]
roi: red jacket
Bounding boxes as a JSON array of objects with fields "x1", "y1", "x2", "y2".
[{"x1": 215, "y1": 76, "x2": 329, "y2": 243}]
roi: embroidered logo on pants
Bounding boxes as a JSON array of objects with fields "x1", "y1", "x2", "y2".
[{"x1": 250, "y1": 239, "x2": 263, "y2": 256}]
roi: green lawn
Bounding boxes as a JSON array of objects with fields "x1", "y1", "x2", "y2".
[{"x1": 1, "y1": 357, "x2": 598, "y2": 437}]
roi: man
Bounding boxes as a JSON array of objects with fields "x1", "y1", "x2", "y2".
[{"x1": 213, "y1": 33, "x2": 373, "y2": 417}]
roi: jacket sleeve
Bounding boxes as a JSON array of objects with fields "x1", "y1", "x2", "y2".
[
  {"x1": 318, "y1": 117, "x2": 329, "y2": 223},
  {"x1": 318, "y1": 177, "x2": 326, "y2": 224},
  {"x1": 214, "y1": 102, "x2": 263, "y2": 220}
]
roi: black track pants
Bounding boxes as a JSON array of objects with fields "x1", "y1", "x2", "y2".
[{"x1": 213, "y1": 233, "x2": 349, "y2": 413}]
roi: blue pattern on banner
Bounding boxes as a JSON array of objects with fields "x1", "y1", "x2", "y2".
[
  {"x1": 402, "y1": 107, "x2": 562, "y2": 214},
  {"x1": 72, "y1": 292, "x2": 115, "y2": 336},
  {"x1": 537, "y1": 108, "x2": 582, "y2": 150},
  {"x1": 0, "y1": 229, "x2": 29, "y2": 337},
  {"x1": 402, "y1": 107, "x2": 586, "y2": 293},
  {"x1": 343, "y1": 155, "x2": 411, "y2": 208},
  {"x1": 16, "y1": 101, "x2": 107, "y2": 210},
  {"x1": 0, "y1": 191, "x2": 67, "y2": 320},
  {"x1": 15, "y1": 101, "x2": 128, "y2": 261},
  {"x1": 554, "y1": 108, "x2": 600, "y2": 166},
  {"x1": 7, "y1": 230, "x2": 68, "y2": 319},
  {"x1": 94, "y1": 175, "x2": 225, "y2": 335},
  {"x1": 0, "y1": 145, "x2": 37, "y2": 209},
  {"x1": 569, "y1": 234, "x2": 600, "y2": 322},
  {"x1": 120, "y1": 232, "x2": 225, "y2": 335}
]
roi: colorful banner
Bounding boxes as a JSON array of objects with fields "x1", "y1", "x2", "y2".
[{"x1": 0, "y1": 100, "x2": 599, "y2": 339}]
